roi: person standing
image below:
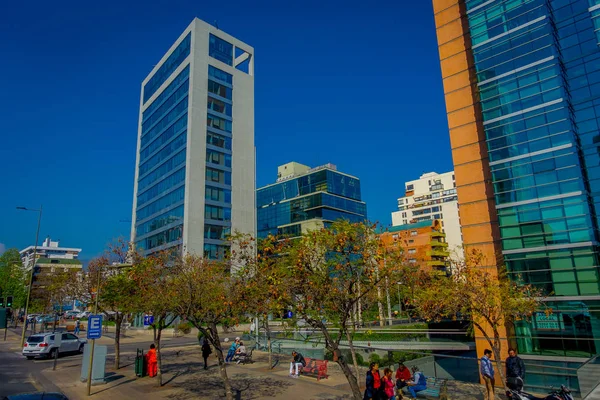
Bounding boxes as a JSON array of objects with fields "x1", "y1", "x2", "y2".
[
  {"x1": 505, "y1": 348, "x2": 525, "y2": 390},
  {"x1": 363, "y1": 362, "x2": 381, "y2": 400},
  {"x1": 289, "y1": 350, "x2": 306, "y2": 377},
  {"x1": 145, "y1": 344, "x2": 158, "y2": 377},
  {"x1": 480, "y1": 349, "x2": 495, "y2": 400},
  {"x1": 74, "y1": 319, "x2": 80, "y2": 335},
  {"x1": 395, "y1": 362, "x2": 411, "y2": 390},
  {"x1": 382, "y1": 367, "x2": 396, "y2": 400},
  {"x1": 201, "y1": 339, "x2": 212, "y2": 370}
]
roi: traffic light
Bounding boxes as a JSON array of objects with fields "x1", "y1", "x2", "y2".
[
  {"x1": 6, "y1": 296, "x2": 12, "y2": 308},
  {"x1": 0, "y1": 297, "x2": 4, "y2": 308}
]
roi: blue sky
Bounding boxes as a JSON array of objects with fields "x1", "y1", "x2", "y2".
[{"x1": 0, "y1": 0, "x2": 452, "y2": 261}]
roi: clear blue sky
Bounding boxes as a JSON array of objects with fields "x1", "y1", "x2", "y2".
[{"x1": 0, "y1": 0, "x2": 452, "y2": 262}]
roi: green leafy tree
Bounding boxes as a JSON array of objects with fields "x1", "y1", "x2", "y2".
[
  {"x1": 130, "y1": 252, "x2": 178, "y2": 386},
  {"x1": 172, "y1": 254, "x2": 245, "y2": 400},
  {"x1": 281, "y1": 220, "x2": 405, "y2": 400},
  {"x1": 410, "y1": 249, "x2": 543, "y2": 387},
  {"x1": 0, "y1": 248, "x2": 27, "y2": 313}
]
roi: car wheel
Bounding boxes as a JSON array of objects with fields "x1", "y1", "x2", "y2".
[
  {"x1": 48, "y1": 348, "x2": 58, "y2": 359},
  {"x1": 26, "y1": 356, "x2": 35, "y2": 360},
  {"x1": 79, "y1": 344, "x2": 84, "y2": 354}
]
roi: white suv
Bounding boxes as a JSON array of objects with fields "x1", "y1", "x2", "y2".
[{"x1": 23, "y1": 332, "x2": 87, "y2": 359}]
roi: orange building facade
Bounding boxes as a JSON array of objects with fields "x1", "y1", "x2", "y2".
[
  {"x1": 380, "y1": 220, "x2": 449, "y2": 272},
  {"x1": 432, "y1": 0, "x2": 510, "y2": 372}
]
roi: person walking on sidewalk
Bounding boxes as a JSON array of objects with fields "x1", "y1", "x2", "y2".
[
  {"x1": 289, "y1": 350, "x2": 306, "y2": 378},
  {"x1": 201, "y1": 339, "x2": 212, "y2": 370},
  {"x1": 145, "y1": 344, "x2": 158, "y2": 377},
  {"x1": 480, "y1": 349, "x2": 495, "y2": 400},
  {"x1": 74, "y1": 319, "x2": 80, "y2": 335}
]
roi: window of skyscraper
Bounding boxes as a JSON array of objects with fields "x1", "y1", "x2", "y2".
[{"x1": 209, "y1": 34, "x2": 233, "y2": 65}]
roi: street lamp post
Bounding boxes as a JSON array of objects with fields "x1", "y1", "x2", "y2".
[{"x1": 17, "y1": 205, "x2": 43, "y2": 347}]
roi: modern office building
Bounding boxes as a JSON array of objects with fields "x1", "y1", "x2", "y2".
[
  {"x1": 391, "y1": 171, "x2": 463, "y2": 258},
  {"x1": 256, "y1": 162, "x2": 367, "y2": 238},
  {"x1": 433, "y1": 0, "x2": 600, "y2": 393},
  {"x1": 380, "y1": 220, "x2": 450, "y2": 273},
  {"x1": 131, "y1": 18, "x2": 255, "y2": 259}
]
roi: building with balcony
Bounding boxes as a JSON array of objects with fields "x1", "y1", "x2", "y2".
[
  {"x1": 379, "y1": 220, "x2": 449, "y2": 273},
  {"x1": 257, "y1": 162, "x2": 367, "y2": 238},
  {"x1": 20, "y1": 236, "x2": 82, "y2": 272},
  {"x1": 433, "y1": 0, "x2": 600, "y2": 393},
  {"x1": 130, "y1": 18, "x2": 255, "y2": 260},
  {"x1": 391, "y1": 171, "x2": 463, "y2": 259}
]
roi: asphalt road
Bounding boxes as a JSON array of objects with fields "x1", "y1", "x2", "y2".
[{"x1": 0, "y1": 327, "x2": 200, "y2": 398}]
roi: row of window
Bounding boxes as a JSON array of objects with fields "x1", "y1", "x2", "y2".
[
  {"x1": 207, "y1": 131, "x2": 232, "y2": 150},
  {"x1": 207, "y1": 113, "x2": 232, "y2": 133},
  {"x1": 497, "y1": 194, "x2": 589, "y2": 227},
  {"x1": 138, "y1": 224, "x2": 183, "y2": 251},
  {"x1": 208, "y1": 80, "x2": 232, "y2": 100},
  {"x1": 140, "y1": 116, "x2": 187, "y2": 162},
  {"x1": 205, "y1": 167, "x2": 231, "y2": 185},
  {"x1": 139, "y1": 131, "x2": 187, "y2": 177},
  {"x1": 206, "y1": 148, "x2": 232, "y2": 168},
  {"x1": 142, "y1": 81, "x2": 190, "y2": 134},
  {"x1": 496, "y1": 178, "x2": 582, "y2": 205},
  {"x1": 137, "y1": 185, "x2": 185, "y2": 222},
  {"x1": 141, "y1": 96, "x2": 188, "y2": 144},
  {"x1": 143, "y1": 33, "x2": 190, "y2": 103},
  {"x1": 143, "y1": 66, "x2": 189, "y2": 124},
  {"x1": 209, "y1": 65, "x2": 233, "y2": 84},
  {"x1": 205, "y1": 204, "x2": 231, "y2": 221},
  {"x1": 203, "y1": 243, "x2": 229, "y2": 260},
  {"x1": 204, "y1": 224, "x2": 231, "y2": 240},
  {"x1": 205, "y1": 185, "x2": 231, "y2": 203},
  {"x1": 137, "y1": 167, "x2": 186, "y2": 207},
  {"x1": 138, "y1": 149, "x2": 186, "y2": 192},
  {"x1": 208, "y1": 96, "x2": 232, "y2": 116},
  {"x1": 136, "y1": 205, "x2": 184, "y2": 237}
]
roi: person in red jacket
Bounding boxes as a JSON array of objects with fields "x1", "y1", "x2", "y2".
[
  {"x1": 145, "y1": 344, "x2": 158, "y2": 377},
  {"x1": 395, "y1": 362, "x2": 411, "y2": 390}
]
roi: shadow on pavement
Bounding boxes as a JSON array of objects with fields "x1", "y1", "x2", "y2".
[{"x1": 164, "y1": 371, "x2": 292, "y2": 399}]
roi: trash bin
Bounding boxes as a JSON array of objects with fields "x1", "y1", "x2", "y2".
[{"x1": 135, "y1": 349, "x2": 146, "y2": 377}]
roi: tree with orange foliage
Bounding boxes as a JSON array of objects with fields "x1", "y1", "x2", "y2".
[
  {"x1": 281, "y1": 220, "x2": 405, "y2": 400},
  {"x1": 130, "y1": 251, "x2": 178, "y2": 386},
  {"x1": 410, "y1": 249, "x2": 544, "y2": 388},
  {"x1": 171, "y1": 254, "x2": 245, "y2": 400},
  {"x1": 230, "y1": 232, "x2": 292, "y2": 370}
]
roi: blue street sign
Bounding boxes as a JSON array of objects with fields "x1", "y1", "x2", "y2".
[
  {"x1": 143, "y1": 315, "x2": 154, "y2": 326},
  {"x1": 87, "y1": 315, "x2": 103, "y2": 340}
]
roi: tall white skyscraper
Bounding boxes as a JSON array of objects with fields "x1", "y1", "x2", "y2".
[{"x1": 131, "y1": 18, "x2": 255, "y2": 258}]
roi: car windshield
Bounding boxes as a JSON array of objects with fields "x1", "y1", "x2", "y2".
[{"x1": 27, "y1": 336, "x2": 44, "y2": 343}]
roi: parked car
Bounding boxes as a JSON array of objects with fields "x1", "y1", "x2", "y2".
[
  {"x1": 22, "y1": 332, "x2": 87, "y2": 360},
  {"x1": 35, "y1": 315, "x2": 55, "y2": 324},
  {"x1": 76, "y1": 311, "x2": 91, "y2": 319},
  {"x1": 26, "y1": 314, "x2": 41, "y2": 322},
  {"x1": 64, "y1": 311, "x2": 80, "y2": 320}
]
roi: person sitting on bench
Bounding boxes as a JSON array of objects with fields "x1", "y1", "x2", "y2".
[
  {"x1": 407, "y1": 366, "x2": 427, "y2": 398},
  {"x1": 289, "y1": 350, "x2": 306, "y2": 378}
]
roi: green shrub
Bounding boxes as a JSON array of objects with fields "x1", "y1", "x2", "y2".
[
  {"x1": 368, "y1": 353, "x2": 381, "y2": 364},
  {"x1": 176, "y1": 322, "x2": 192, "y2": 334}
]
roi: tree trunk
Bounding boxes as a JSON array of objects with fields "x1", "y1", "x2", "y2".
[
  {"x1": 209, "y1": 322, "x2": 233, "y2": 400},
  {"x1": 264, "y1": 319, "x2": 273, "y2": 370},
  {"x1": 345, "y1": 329, "x2": 360, "y2": 384},
  {"x1": 385, "y1": 278, "x2": 393, "y2": 326},
  {"x1": 319, "y1": 324, "x2": 362, "y2": 400},
  {"x1": 154, "y1": 325, "x2": 164, "y2": 386},
  {"x1": 114, "y1": 314, "x2": 122, "y2": 370}
]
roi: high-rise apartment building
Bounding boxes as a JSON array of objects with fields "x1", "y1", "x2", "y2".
[
  {"x1": 131, "y1": 19, "x2": 255, "y2": 259},
  {"x1": 391, "y1": 171, "x2": 463, "y2": 257},
  {"x1": 257, "y1": 162, "x2": 367, "y2": 238},
  {"x1": 433, "y1": 0, "x2": 600, "y2": 392}
]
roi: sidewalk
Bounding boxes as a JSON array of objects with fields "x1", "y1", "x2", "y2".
[{"x1": 41, "y1": 345, "x2": 351, "y2": 399}]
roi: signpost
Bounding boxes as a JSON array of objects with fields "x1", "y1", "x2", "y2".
[
  {"x1": 143, "y1": 315, "x2": 154, "y2": 326},
  {"x1": 86, "y1": 314, "x2": 103, "y2": 395},
  {"x1": 53, "y1": 333, "x2": 62, "y2": 371}
]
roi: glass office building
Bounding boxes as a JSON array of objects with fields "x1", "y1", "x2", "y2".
[
  {"x1": 257, "y1": 162, "x2": 367, "y2": 238},
  {"x1": 433, "y1": 0, "x2": 600, "y2": 393},
  {"x1": 131, "y1": 19, "x2": 256, "y2": 260}
]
